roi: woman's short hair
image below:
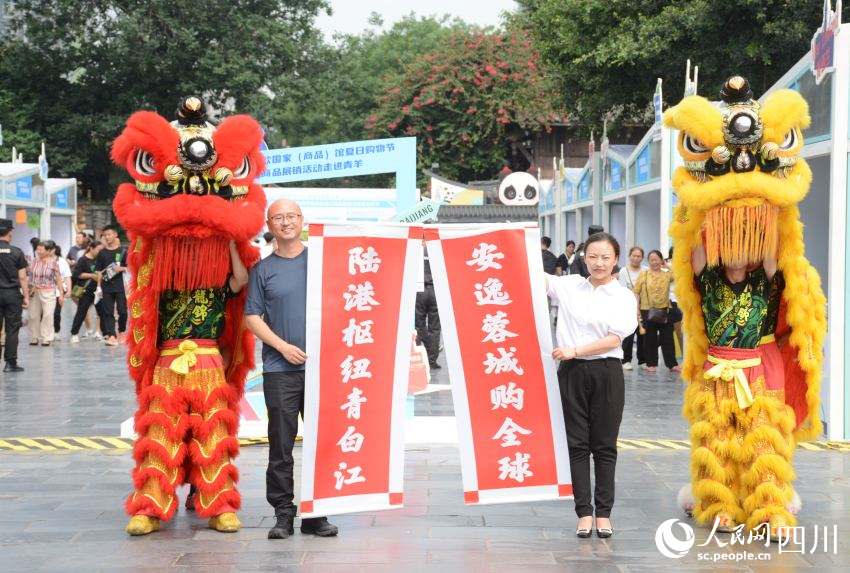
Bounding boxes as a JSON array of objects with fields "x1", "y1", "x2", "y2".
[
  {"x1": 647, "y1": 249, "x2": 665, "y2": 261},
  {"x1": 584, "y1": 232, "x2": 620, "y2": 259},
  {"x1": 629, "y1": 246, "x2": 645, "y2": 257},
  {"x1": 39, "y1": 240, "x2": 56, "y2": 251}
]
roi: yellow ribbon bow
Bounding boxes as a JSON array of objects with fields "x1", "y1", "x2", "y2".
[
  {"x1": 160, "y1": 340, "x2": 220, "y2": 375},
  {"x1": 169, "y1": 340, "x2": 200, "y2": 375},
  {"x1": 705, "y1": 354, "x2": 761, "y2": 409}
]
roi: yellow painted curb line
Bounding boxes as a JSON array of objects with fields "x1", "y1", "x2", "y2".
[{"x1": 1, "y1": 436, "x2": 848, "y2": 453}]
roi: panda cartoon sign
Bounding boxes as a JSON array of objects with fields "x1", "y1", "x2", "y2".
[{"x1": 498, "y1": 171, "x2": 540, "y2": 206}]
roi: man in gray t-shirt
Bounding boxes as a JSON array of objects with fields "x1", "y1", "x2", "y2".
[
  {"x1": 244, "y1": 199, "x2": 338, "y2": 540},
  {"x1": 245, "y1": 248, "x2": 307, "y2": 373}
]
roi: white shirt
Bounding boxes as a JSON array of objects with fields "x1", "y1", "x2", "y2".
[
  {"x1": 56, "y1": 256, "x2": 72, "y2": 295},
  {"x1": 617, "y1": 264, "x2": 647, "y2": 290},
  {"x1": 547, "y1": 274, "x2": 638, "y2": 360}
]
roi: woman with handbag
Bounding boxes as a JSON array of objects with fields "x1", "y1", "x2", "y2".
[
  {"x1": 27, "y1": 241, "x2": 64, "y2": 346},
  {"x1": 69, "y1": 240, "x2": 103, "y2": 343},
  {"x1": 617, "y1": 246, "x2": 647, "y2": 370},
  {"x1": 633, "y1": 250, "x2": 680, "y2": 373},
  {"x1": 546, "y1": 232, "x2": 638, "y2": 539}
]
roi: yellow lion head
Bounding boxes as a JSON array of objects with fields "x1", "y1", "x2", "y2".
[{"x1": 665, "y1": 77, "x2": 812, "y2": 267}]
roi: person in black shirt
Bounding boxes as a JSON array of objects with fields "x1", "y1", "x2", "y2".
[
  {"x1": 0, "y1": 219, "x2": 30, "y2": 372},
  {"x1": 541, "y1": 236, "x2": 559, "y2": 274},
  {"x1": 416, "y1": 245, "x2": 441, "y2": 369},
  {"x1": 66, "y1": 231, "x2": 87, "y2": 267},
  {"x1": 95, "y1": 224, "x2": 128, "y2": 346},
  {"x1": 556, "y1": 240, "x2": 576, "y2": 276},
  {"x1": 70, "y1": 238, "x2": 102, "y2": 343}
]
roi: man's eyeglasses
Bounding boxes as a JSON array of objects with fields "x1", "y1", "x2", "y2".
[{"x1": 269, "y1": 213, "x2": 302, "y2": 224}]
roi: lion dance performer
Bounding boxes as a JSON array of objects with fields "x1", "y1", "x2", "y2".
[
  {"x1": 665, "y1": 77, "x2": 826, "y2": 538},
  {"x1": 112, "y1": 97, "x2": 266, "y2": 535}
]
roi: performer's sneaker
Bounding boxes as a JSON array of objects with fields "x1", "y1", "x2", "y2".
[
  {"x1": 209, "y1": 512, "x2": 241, "y2": 532},
  {"x1": 714, "y1": 512, "x2": 737, "y2": 532},
  {"x1": 184, "y1": 492, "x2": 195, "y2": 511},
  {"x1": 126, "y1": 515, "x2": 161, "y2": 536},
  {"x1": 268, "y1": 515, "x2": 295, "y2": 539},
  {"x1": 301, "y1": 516, "x2": 339, "y2": 537}
]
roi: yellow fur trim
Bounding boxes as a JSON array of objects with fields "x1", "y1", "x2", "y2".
[
  {"x1": 671, "y1": 204, "x2": 825, "y2": 442},
  {"x1": 663, "y1": 95, "x2": 725, "y2": 149},
  {"x1": 671, "y1": 162, "x2": 812, "y2": 211},
  {"x1": 760, "y1": 89, "x2": 811, "y2": 142},
  {"x1": 746, "y1": 507, "x2": 796, "y2": 532}
]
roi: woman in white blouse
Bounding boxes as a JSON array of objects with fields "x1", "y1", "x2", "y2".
[{"x1": 545, "y1": 232, "x2": 638, "y2": 539}]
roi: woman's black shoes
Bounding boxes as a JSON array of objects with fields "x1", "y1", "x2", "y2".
[
  {"x1": 576, "y1": 527, "x2": 592, "y2": 538},
  {"x1": 596, "y1": 527, "x2": 614, "y2": 538}
]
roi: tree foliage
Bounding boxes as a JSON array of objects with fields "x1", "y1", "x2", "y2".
[
  {"x1": 366, "y1": 31, "x2": 563, "y2": 183},
  {"x1": 270, "y1": 14, "x2": 470, "y2": 149},
  {"x1": 0, "y1": 0, "x2": 328, "y2": 199},
  {"x1": 512, "y1": 0, "x2": 850, "y2": 132}
]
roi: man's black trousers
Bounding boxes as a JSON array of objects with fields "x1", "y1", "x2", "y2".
[
  {"x1": 100, "y1": 290, "x2": 127, "y2": 337},
  {"x1": 264, "y1": 370, "x2": 305, "y2": 518},
  {"x1": 0, "y1": 288, "x2": 23, "y2": 363},
  {"x1": 558, "y1": 358, "x2": 624, "y2": 519},
  {"x1": 415, "y1": 285, "x2": 440, "y2": 365}
]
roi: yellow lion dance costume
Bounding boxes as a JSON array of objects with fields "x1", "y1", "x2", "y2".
[{"x1": 665, "y1": 76, "x2": 826, "y2": 537}]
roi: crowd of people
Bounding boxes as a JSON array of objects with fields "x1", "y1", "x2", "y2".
[
  {"x1": 0, "y1": 223, "x2": 130, "y2": 372},
  {"x1": 542, "y1": 229, "x2": 684, "y2": 375}
]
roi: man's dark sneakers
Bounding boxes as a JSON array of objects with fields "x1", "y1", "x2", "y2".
[
  {"x1": 301, "y1": 516, "x2": 338, "y2": 537},
  {"x1": 3, "y1": 362, "x2": 23, "y2": 373},
  {"x1": 268, "y1": 515, "x2": 294, "y2": 539},
  {"x1": 429, "y1": 362, "x2": 442, "y2": 370}
]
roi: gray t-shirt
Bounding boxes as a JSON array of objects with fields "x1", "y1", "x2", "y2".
[{"x1": 245, "y1": 248, "x2": 308, "y2": 373}]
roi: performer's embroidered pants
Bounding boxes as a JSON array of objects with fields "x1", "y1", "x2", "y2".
[
  {"x1": 558, "y1": 358, "x2": 624, "y2": 519},
  {"x1": 263, "y1": 370, "x2": 305, "y2": 518},
  {"x1": 126, "y1": 339, "x2": 240, "y2": 520},
  {"x1": 687, "y1": 343, "x2": 796, "y2": 530}
]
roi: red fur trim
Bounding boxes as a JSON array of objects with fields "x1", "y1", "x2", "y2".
[
  {"x1": 132, "y1": 438, "x2": 187, "y2": 467},
  {"x1": 188, "y1": 464, "x2": 240, "y2": 495},
  {"x1": 200, "y1": 385, "x2": 240, "y2": 411},
  {"x1": 189, "y1": 409, "x2": 240, "y2": 442},
  {"x1": 126, "y1": 491, "x2": 178, "y2": 520},
  {"x1": 131, "y1": 466, "x2": 184, "y2": 493},
  {"x1": 136, "y1": 384, "x2": 179, "y2": 415},
  {"x1": 111, "y1": 111, "x2": 180, "y2": 181},
  {"x1": 187, "y1": 436, "x2": 240, "y2": 465},
  {"x1": 194, "y1": 487, "x2": 241, "y2": 518},
  {"x1": 213, "y1": 115, "x2": 267, "y2": 182},
  {"x1": 113, "y1": 183, "x2": 265, "y2": 243},
  {"x1": 135, "y1": 412, "x2": 190, "y2": 442}
]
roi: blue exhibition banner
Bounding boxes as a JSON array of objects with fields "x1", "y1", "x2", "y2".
[
  {"x1": 611, "y1": 162, "x2": 621, "y2": 191},
  {"x1": 579, "y1": 176, "x2": 590, "y2": 201},
  {"x1": 55, "y1": 189, "x2": 67, "y2": 209},
  {"x1": 15, "y1": 177, "x2": 32, "y2": 200},
  {"x1": 258, "y1": 137, "x2": 417, "y2": 213},
  {"x1": 566, "y1": 182, "x2": 573, "y2": 204},
  {"x1": 635, "y1": 147, "x2": 650, "y2": 184}
]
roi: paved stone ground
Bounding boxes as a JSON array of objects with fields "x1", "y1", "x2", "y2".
[{"x1": 1, "y1": 305, "x2": 848, "y2": 571}]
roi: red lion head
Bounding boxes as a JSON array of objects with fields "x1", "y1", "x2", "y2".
[{"x1": 111, "y1": 96, "x2": 266, "y2": 244}]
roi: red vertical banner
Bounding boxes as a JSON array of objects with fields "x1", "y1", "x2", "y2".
[
  {"x1": 425, "y1": 224, "x2": 572, "y2": 504},
  {"x1": 300, "y1": 223, "x2": 421, "y2": 516}
]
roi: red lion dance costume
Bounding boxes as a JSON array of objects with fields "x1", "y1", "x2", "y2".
[{"x1": 112, "y1": 97, "x2": 265, "y2": 535}]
